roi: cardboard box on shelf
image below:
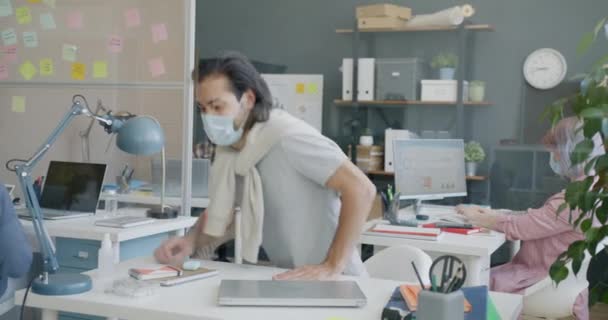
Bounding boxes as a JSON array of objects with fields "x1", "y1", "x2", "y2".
[
  {"x1": 356, "y1": 145, "x2": 384, "y2": 172},
  {"x1": 358, "y1": 17, "x2": 408, "y2": 30},
  {"x1": 356, "y1": 4, "x2": 412, "y2": 20}
]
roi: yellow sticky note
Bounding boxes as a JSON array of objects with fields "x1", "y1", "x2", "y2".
[
  {"x1": 16, "y1": 7, "x2": 32, "y2": 24},
  {"x1": 39, "y1": 58, "x2": 53, "y2": 76},
  {"x1": 93, "y1": 60, "x2": 107, "y2": 79},
  {"x1": 296, "y1": 83, "x2": 305, "y2": 94},
  {"x1": 71, "y1": 62, "x2": 86, "y2": 80},
  {"x1": 19, "y1": 60, "x2": 37, "y2": 80},
  {"x1": 12, "y1": 96, "x2": 26, "y2": 113},
  {"x1": 307, "y1": 83, "x2": 318, "y2": 94}
]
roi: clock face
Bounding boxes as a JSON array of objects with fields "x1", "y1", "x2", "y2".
[{"x1": 523, "y1": 48, "x2": 568, "y2": 90}]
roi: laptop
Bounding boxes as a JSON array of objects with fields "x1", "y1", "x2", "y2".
[
  {"x1": 17, "y1": 161, "x2": 107, "y2": 220},
  {"x1": 151, "y1": 158, "x2": 209, "y2": 198},
  {"x1": 217, "y1": 280, "x2": 367, "y2": 307}
]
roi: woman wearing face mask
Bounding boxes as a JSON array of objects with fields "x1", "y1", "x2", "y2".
[
  {"x1": 154, "y1": 52, "x2": 376, "y2": 280},
  {"x1": 456, "y1": 117, "x2": 603, "y2": 320}
]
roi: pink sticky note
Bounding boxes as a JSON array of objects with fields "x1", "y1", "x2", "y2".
[
  {"x1": 124, "y1": 8, "x2": 140, "y2": 28},
  {"x1": 1, "y1": 45, "x2": 17, "y2": 64},
  {"x1": 151, "y1": 23, "x2": 168, "y2": 43},
  {"x1": 0, "y1": 64, "x2": 8, "y2": 80},
  {"x1": 148, "y1": 57, "x2": 165, "y2": 77},
  {"x1": 67, "y1": 11, "x2": 83, "y2": 29},
  {"x1": 107, "y1": 35, "x2": 123, "y2": 53}
]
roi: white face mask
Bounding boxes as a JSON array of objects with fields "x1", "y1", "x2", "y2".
[
  {"x1": 550, "y1": 153, "x2": 565, "y2": 176},
  {"x1": 200, "y1": 101, "x2": 247, "y2": 146}
]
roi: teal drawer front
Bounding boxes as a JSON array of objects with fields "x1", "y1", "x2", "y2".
[
  {"x1": 59, "y1": 311, "x2": 104, "y2": 320},
  {"x1": 56, "y1": 238, "x2": 100, "y2": 270},
  {"x1": 120, "y1": 233, "x2": 168, "y2": 261}
]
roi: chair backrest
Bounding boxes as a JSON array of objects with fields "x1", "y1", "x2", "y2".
[{"x1": 364, "y1": 245, "x2": 433, "y2": 285}]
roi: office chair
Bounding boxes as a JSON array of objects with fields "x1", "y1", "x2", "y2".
[{"x1": 364, "y1": 245, "x2": 433, "y2": 285}]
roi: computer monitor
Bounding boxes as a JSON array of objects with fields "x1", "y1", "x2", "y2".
[
  {"x1": 40, "y1": 161, "x2": 107, "y2": 213},
  {"x1": 393, "y1": 139, "x2": 467, "y2": 204}
]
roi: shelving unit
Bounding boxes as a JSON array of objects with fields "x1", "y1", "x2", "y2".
[
  {"x1": 335, "y1": 24, "x2": 494, "y2": 33},
  {"x1": 335, "y1": 99, "x2": 492, "y2": 107}
]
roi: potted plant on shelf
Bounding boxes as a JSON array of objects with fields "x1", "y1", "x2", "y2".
[
  {"x1": 469, "y1": 81, "x2": 486, "y2": 102},
  {"x1": 464, "y1": 141, "x2": 485, "y2": 176},
  {"x1": 431, "y1": 52, "x2": 458, "y2": 80}
]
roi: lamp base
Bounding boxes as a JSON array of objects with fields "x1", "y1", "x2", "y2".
[
  {"x1": 147, "y1": 206, "x2": 178, "y2": 219},
  {"x1": 32, "y1": 273, "x2": 92, "y2": 296}
]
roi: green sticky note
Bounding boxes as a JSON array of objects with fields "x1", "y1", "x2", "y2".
[
  {"x1": 487, "y1": 295, "x2": 502, "y2": 320},
  {"x1": 2, "y1": 28, "x2": 17, "y2": 46},
  {"x1": 0, "y1": 0, "x2": 13, "y2": 17},
  {"x1": 93, "y1": 60, "x2": 108, "y2": 79},
  {"x1": 16, "y1": 7, "x2": 32, "y2": 25},
  {"x1": 23, "y1": 31, "x2": 38, "y2": 48},
  {"x1": 307, "y1": 83, "x2": 319, "y2": 94},
  {"x1": 39, "y1": 58, "x2": 53, "y2": 76},
  {"x1": 19, "y1": 60, "x2": 37, "y2": 80},
  {"x1": 12, "y1": 96, "x2": 26, "y2": 113},
  {"x1": 40, "y1": 12, "x2": 56, "y2": 30},
  {"x1": 62, "y1": 44, "x2": 77, "y2": 62}
]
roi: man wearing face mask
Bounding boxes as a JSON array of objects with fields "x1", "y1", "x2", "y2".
[
  {"x1": 154, "y1": 52, "x2": 376, "y2": 280},
  {"x1": 456, "y1": 117, "x2": 603, "y2": 320}
]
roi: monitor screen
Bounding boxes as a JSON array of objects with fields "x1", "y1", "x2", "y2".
[
  {"x1": 393, "y1": 139, "x2": 467, "y2": 200},
  {"x1": 40, "y1": 161, "x2": 107, "y2": 212}
]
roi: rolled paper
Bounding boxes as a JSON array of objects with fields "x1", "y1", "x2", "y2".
[
  {"x1": 405, "y1": 6, "x2": 465, "y2": 28},
  {"x1": 461, "y1": 4, "x2": 476, "y2": 18}
]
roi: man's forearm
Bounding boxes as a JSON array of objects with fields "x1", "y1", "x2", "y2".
[{"x1": 324, "y1": 190, "x2": 374, "y2": 270}]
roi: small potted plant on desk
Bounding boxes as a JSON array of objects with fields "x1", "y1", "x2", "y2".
[
  {"x1": 464, "y1": 141, "x2": 485, "y2": 176},
  {"x1": 431, "y1": 52, "x2": 458, "y2": 80}
]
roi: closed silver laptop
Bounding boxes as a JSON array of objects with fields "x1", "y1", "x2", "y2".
[{"x1": 218, "y1": 280, "x2": 367, "y2": 307}]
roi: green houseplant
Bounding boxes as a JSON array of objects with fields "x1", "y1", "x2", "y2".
[
  {"x1": 431, "y1": 52, "x2": 458, "y2": 80},
  {"x1": 469, "y1": 81, "x2": 486, "y2": 102},
  {"x1": 464, "y1": 141, "x2": 485, "y2": 176},
  {"x1": 546, "y1": 17, "x2": 608, "y2": 306}
]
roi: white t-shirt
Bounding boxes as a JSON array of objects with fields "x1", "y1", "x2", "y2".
[{"x1": 256, "y1": 131, "x2": 367, "y2": 276}]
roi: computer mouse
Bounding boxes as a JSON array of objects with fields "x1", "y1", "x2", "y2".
[{"x1": 182, "y1": 260, "x2": 201, "y2": 271}]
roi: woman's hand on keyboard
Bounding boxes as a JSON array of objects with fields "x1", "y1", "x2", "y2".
[{"x1": 455, "y1": 205, "x2": 499, "y2": 229}]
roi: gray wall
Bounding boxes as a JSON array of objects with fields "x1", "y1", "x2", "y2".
[{"x1": 195, "y1": 0, "x2": 607, "y2": 150}]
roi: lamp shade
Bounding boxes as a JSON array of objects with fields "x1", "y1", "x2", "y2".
[{"x1": 116, "y1": 116, "x2": 165, "y2": 156}]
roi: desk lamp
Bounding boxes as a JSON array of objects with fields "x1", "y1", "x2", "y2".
[{"x1": 7, "y1": 95, "x2": 174, "y2": 295}]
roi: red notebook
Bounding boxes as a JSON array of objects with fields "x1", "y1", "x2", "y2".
[{"x1": 422, "y1": 223, "x2": 481, "y2": 235}]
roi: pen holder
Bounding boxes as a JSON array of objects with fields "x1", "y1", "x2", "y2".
[
  {"x1": 417, "y1": 290, "x2": 464, "y2": 320},
  {"x1": 116, "y1": 175, "x2": 130, "y2": 194}
]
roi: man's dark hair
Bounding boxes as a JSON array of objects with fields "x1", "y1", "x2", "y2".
[{"x1": 194, "y1": 52, "x2": 274, "y2": 131}]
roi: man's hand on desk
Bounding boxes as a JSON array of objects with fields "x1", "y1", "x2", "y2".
[
  {"x1": 455, "y1": 205, "x2": 499, "y2": 230},
  {"x1": 272, "y1": 262, "x2": 341, "y2": 281},
  {"x1": 154, "y1": 235, "x2": 195, "y2": 267}
]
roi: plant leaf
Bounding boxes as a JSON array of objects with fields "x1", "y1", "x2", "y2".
[
  {"x1": 580, "y1": 108, "x2": 605, "y2": 119},
  {"x1": 578, "y1": 32, "x2": 595, "y2": 55},
  {"x1": 597, "y1": 204, "x2": 608, "y2": 224},
  {"x1": 572, "y1": 255, "x2": 583, "y2": 275},
  {"x1": 581, "y1": 218, "x2": 593, "y2": 233},
  {"x1": 593, "y1": 18, "x2": 608, "y2": 39},
  {"x1": 584, "y1": 156, "x2": 599, "y2": 175},
  {"x1": 570, "y1": 139, "x2": 595, "y2": 166},
  {"x1": 549, "y1": 262, "x2": 569, "y2": 285}
]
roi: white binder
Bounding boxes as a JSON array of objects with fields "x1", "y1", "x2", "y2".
[
  {"x1": 385, "y1": 129, "x2": 416, "y2": 172},
  {"x1": 357, "y1": 58, "x2": 375, "y2": 101},
  {"x1": 341, "y1": 58, "x2": 353, "y2": 101}
]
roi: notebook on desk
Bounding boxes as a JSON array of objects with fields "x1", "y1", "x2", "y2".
[{"x1": 17, "y1": 161, "x2": 106, "y2": 220}]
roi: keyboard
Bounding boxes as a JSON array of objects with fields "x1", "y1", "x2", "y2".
[
  {"x1": 398, "y1": 205, "x2": 467, "y2": 223},
  {"x1": 95, "y1": 216, "x2": 156, "y2": 228}
]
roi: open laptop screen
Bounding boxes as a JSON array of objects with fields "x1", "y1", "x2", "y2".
[{"x1": 40, "y1": 161, "x2": 106, "y2": 213}]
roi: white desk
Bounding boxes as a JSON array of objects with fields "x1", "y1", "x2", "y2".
[
  {"x1": 100, "y1": 192, "x2": 210, "y2": 208},
  {"x1": 361, "y1": 219, "x2": 506, "y2": 286},
  {"x1": 20, "y1": 208, "x2": 197, "y2": 265},
  {"x1": 15, "y1": 257, "x2": 523, "y2": 320}
]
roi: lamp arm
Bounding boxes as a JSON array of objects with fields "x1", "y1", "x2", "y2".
[
  {"x1": 79, "y1": 100, "x2": 108, "y2": 162},
  {"x1": 15, "y1": 101, "x2": 98, "y2": 274}
]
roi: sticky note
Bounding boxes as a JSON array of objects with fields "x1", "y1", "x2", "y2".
[
  {"x1": 39, "y1": 58, "x2": 53, "y2": 76},
  {"x1": 151, "y1": 23, "x2": 168, "y2": 43},
  {"x1": 23, "y1": 31, "x2": 38, "y2": 48},
  {"x1": 19, "y1": 60, "x2": 36, "y2": 80},
  {"x1": 2, "y1": 28, "x2": 17, "y2": 46},
  {"x1": 93, "y1": 60, "x2": 107, "y2": 78},
  {"x1": 71, "y1": 62, "x2": 86, "y2": 80},
  {"x1": 43, "y1": 0, "x2": 55, "y2": 8},
  {"x1": 67, "y1": 11, "x2": 83, "y2": 29},
  {"x1": 148, "y1": 57, "x2": 165, "y2": 77},
  {"x1": 0, "y1": 0, "x2": 13, "y2": 17},
  {"x1": 12, "y1": 96, "x2": 26, "y2": 113},
  {"x1": 1, "y1": 45, "x2": 17, "y2": 63},
  {"x1": 40, "y1": 12, "x2": 56, "y2": 30},
  {"x1": 107, "y1": 35, "x2": 123, "y2": 53},
  {"x1": 0, "y1": 64, "x2": 8, "y2": 80},
  {"x1": 307, "y1": 83, "x2": 318, "y2": 94},
  {"x1": 62, "y1": 44, "x2": 77, "y2": 62},
  {"x1": 124, "y1": 8, "x2": 141, "y2": 28},
  {"x1": 16, "y1": 7, "x2": 32, "y2": 25},
  {"x1": 296, "y1": 83, "x2": 305, "y2": 94},
  {"x1": 27, "y1": 0, "x2": 42, "y2": 3}
]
